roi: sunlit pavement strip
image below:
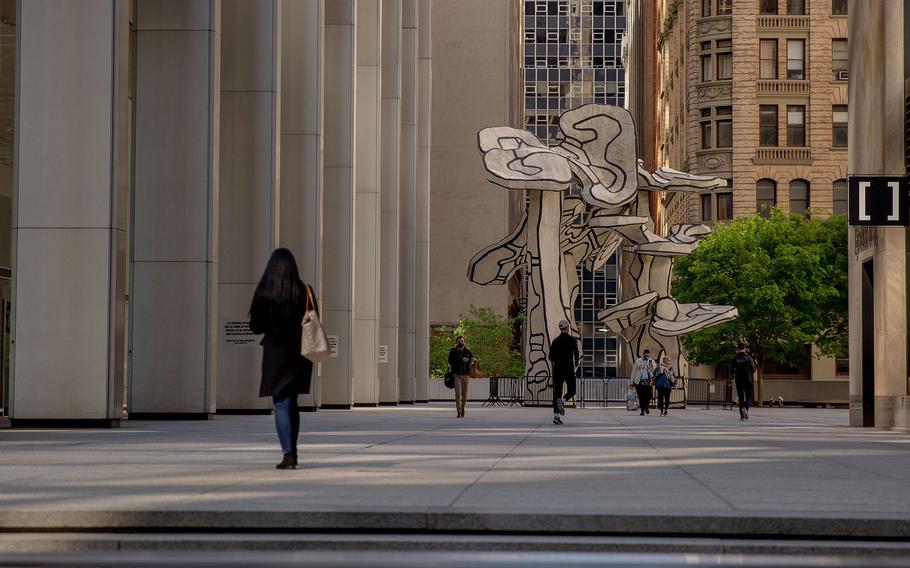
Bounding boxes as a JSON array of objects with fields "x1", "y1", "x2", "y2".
[{"x1": 0, "y1": 405, "x2": 908, "y2": 520}]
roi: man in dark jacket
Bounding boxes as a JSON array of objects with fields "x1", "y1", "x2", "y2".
[
  {"x1": 448, "y1": 336, "x2": 475, "y2": 418},
  {"x1": 731, "y1": 342, "x2": 757, "y2": 421},
  {"x1": 548, "y1": 319, "x2": 579, "y2": 425}
]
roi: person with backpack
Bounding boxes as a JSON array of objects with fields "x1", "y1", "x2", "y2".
[
  {"x1": 654, "y1": 356, "x2": 677, "y2": 416},
  {"x1": 548, "y1": 319, "x2": 580, "y2": 425},
  {"x1": 448, "y1": 336, "x2": 475, "y2": 418},
  {"x1": 730, "y1": 342, "x2": 757, "y2": 421},
  {"x1": 631, "y1": 349, "x2": 656, "y2": 416}
]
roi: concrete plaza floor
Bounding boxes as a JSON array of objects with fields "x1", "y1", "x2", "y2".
[{"x1": 1, "y1": 404, "x2": 910, "y2": 555}]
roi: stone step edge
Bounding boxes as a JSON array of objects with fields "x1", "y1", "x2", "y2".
[{"x1": 1, "y1": 511, "x2": 909, "y2": 541}]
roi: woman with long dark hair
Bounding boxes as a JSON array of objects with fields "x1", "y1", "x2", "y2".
[{"x1": 250, "y1": 248, "x2": 316, "y2": 470}]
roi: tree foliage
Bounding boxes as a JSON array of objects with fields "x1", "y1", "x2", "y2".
[
  {"x1": 672, "y1": 210, "x2": 847, "y2": 400},
  {"x1": 430, "y1": 306, "x2": 525, "y2": 378}
]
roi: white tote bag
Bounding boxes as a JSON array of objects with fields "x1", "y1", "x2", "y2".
[{"x1": 301, "y1": 285, "x2": 331, "y2": 363}]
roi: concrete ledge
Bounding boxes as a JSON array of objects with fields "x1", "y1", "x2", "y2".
[
  {"x1": 2, "y1": 510, "x2": 910, "y2": 540},
  {"x1": 127, "y1": 413, "x2": 213, "y2": 421},
  {"x1": 9, "y1": 419, "x2": 121, "y2": 429}
]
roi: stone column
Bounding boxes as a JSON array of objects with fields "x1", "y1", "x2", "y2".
[
  {"x1": 398, "y1": 0, "x2": 417, "y2": 403},
  {"x1": 353, "y1": 0, "x2": 382, "y2": 406},
  {"x1": 217, "y1": 0, "x2": 280, "y2": 413},
  {"x1": 10, "y1": 0, "x2": 129, "y2": 426},
  {"x1": 414, "y1": 0, "x2": 431, "y2": 402},
  {"x1": 280, "y1": 0, "x2": 323, "y2": 410},
  {"x1": 379, "y1": 0, "x2": 401, "y2": 405},
  {"x1": 320, "y1": 0, "x2": 356, "y2": 408},
  {"x1": 130, "y1": 0, "x2": 221, "y2": 418}
]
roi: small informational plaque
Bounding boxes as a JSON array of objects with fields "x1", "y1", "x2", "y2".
[
  {"x1": 328, "y1": 335, "x2": 339, "y2": 358},
  {"x1": 224, "y1": 320, "x2": 256, "y2": 345},
  {"x1": 378, "y1": 345, "x2": 389, "y2": 364}
]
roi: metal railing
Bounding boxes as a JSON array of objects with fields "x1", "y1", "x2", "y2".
[{"x1": 482, "y1": 376, "x2": 735, "y2": 410}]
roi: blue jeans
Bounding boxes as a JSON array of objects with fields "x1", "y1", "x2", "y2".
[{"x1": 273, "y1": 394, "x2": 300, "y2": 455}]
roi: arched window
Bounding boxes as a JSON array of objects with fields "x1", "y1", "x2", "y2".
[
  {"x1": 756, "y1": 179, "x2": 776, "y2": 217},
  {"x1": 833, "y1": 179, "x2": 847, "y2": 216},
  {"x1": 790, "y1": 179, "x2": 809, "y2": 215}
]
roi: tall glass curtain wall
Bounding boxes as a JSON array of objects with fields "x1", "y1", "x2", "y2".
[
  {"x1": 0, "y1": 1, "x2": 14, "y2": 416},
  {"x1": 521, "y1": 0, "x2": 624, "y2": 380}
]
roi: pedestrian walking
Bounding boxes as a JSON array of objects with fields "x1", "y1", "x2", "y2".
[
  {"x1": 548, "y1": 320, "x2": 580, "y2": 425},
  {"x1": 654, "y1": 356, "x2": 677, "y2": 416},
  {"x1": 731, "y1": 342, "x2": 757, "y2": 421},
  {"x1": 448, "y1": 336, "x2": 475, "y2": 418},
  {"x1": 631, "y1": 349, "x2": 656, "y2": 415},
  {"x1": 249, "y1": 248, "x2": 317, "y2": 470}
]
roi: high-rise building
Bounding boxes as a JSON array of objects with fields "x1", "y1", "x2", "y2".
[
  {"x1": 520, "y1": 0, "x2": 628, "y2": 379},
  {"x1": 847, "y1": 0, "x2": 910, "y2": 430},
  {"x1": 3, "y1": 0, "x2": 435, "y2": 424},
  {"x1": 654, "y1": 0, "x2": 849, "y2": 384}
]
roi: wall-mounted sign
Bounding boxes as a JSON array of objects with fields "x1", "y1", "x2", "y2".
[
  {"x1": 327, "y1": 335, "x2": 339, "y2": 358},
  {"x1": 849, "y1": 176, "x2": 910, "y2": 226},
  {"x1": 223, "y1": 320, "x2": 256, "y2": 345},
  {"x1": 378, "y1": 345, "x2": 388, "y2": 364}
]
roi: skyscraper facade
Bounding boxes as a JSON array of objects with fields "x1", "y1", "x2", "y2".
[{"x1": 520, "y1": 0, "x2": 628, "y2": 379}]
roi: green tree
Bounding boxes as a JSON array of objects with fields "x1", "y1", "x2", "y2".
[
  {"x1": 429, "y1": 306, "x2": 525, "y2": 378},
  {"x1": 673, "y1": 210, "x2": 847, "y2": 404}
]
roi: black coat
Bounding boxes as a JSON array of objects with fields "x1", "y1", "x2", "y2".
[
  {"x1": 448, "y1": 345, "x2": 474, "y2": 375},
  {"x1": 548, "y1": 332, "x2": 579, "y2": 378},
  {"x1": 249, "y1": 284, "x2": 317, "y2": 398}
]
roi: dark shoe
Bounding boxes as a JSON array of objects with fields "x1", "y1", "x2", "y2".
[
  {"x1": 553, "y1": 414, "x2": 563, "y2": 425},
  {"x1": 645, "y1": 408, "x2": 650, "y2": 415},
  {"x1": 743, "y1": 408, "x2": 749, "y2": 420},
  {"x1": 276, "y1": 453, "x2": 297, "y2": 470},
  {"x1": 739, "y1": 407, "x2": 746, "y2": 420},
  {"x1": 557, "y1": 398, "x2": 566, "y2": 416},
  {"x1": 640, "y1": 410, "x2": 645, "y2": 416}
]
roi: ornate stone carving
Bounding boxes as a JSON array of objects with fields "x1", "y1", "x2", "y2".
[
  {"x1": 696, "y1": 151, "x2": 732, "y2": 171},
  {"x1": 696, "y1": 16, "x2": 732, "y2": 36},
  {"x1": 697, "y1": 83, "x2": 733, "y2": 102}
]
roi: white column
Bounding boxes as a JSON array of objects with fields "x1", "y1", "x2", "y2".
[
  {"x1": 10, "y1": 0, "x2": 129, "y2": 426},
  {"x1": 353, "y1": 0, "x2": 382, "y2": 406},
  {"x1": 130, "y1": 0, "x2": 221, "y2": 418},
  {"x1": 217, "y1": 0, "x2": 280, "y2": 413},
  {"x1": 320, "y1": 0, "x2": 356, "y2": 408},
  {"x1": 379, "y1": 0, "x2": 401, "y2": 405},
  {"x1": 398, "y1": 0, "x2": 417, "y2": 403},
  {"x1": 280, "y1": 0, "x2": 323, "y2": 410},
  {"x1": 414, "y1": 0, "x2": 431, "y2": 403}
]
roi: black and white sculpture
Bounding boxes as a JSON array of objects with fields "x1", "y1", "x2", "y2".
[{"x1": 468, "y1": 104, "x2": 737, "y2": 378}]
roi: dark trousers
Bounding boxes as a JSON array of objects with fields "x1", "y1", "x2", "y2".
[
  {"x1": 273, "y1": 394, "x2": 300, "y2": 455},
  {"x1": 553, "y1": 374, "x2": 576, "y2": 413},
  {"x1": 635, "y1": 383, "x2": 652, "y2": 413},
  {"x1": 656, "y1": 387, "x2": 672, "y2": 412},
  {"x1": 735, "y1": 378, "x2": 754, "y2": 411}
]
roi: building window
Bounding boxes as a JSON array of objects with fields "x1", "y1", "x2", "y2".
[
  {"x1": 833, "y1": 179, "x2": 848, "y2": 216},
  {"x1": 702, "y1": 0, "x2": 712, "y2": 16},
  {"x1": 787, "y1": 39, "x2": 805, "y2": 79},
  {"x1": 832, "y1": 39, "x2": 848, "y2": 80},
  {"x1": 701, "y1": 54, "x2": 713, "y2": 82},
  {"x1": 700, "y1": 108, "x2": 713, "y2": 149},
  {"x1": 757, "y1": 179, "x2": 777, "y2": 216},
  {"x1": 833, "y1": 105, "x2": 848, "y2": 147},
  {"x1": 787, "y1": 0, "x2": 806, "y2": 15},
  {"x1": 716, "y1": 106, "x2": 733, "y2": 147},
  {"x1": 787, "y1": 105, "x2": 806, "y2": 146},
  {"x1": 525, "y1": 30, "x2": 536, "y2": 44},
  {"x1": 717, "y1": 192, "x2": 734, "y2": 220},
  {"x1": 790, "y1": 179, "x2": 809, "y2": 215},
  {"x1": 760, "y1": 0, "x2": 778, "y2": 14},
  {"x1": 760, "y1": 39, "x2": 778, "y2": 79},
  {"x1": 702, "y1": 194, "x2": 713, "y2": 221},
  {"x1": 716, "y1": 51, "x2": 733, "y2": 80},
  {"x1": 832, "y1": 0, "x2": 848, "y2": 15},
  {"x1": 760, "y1": 105, "x2": 778, "y2": 146},
  {"x1": 718, "y1": 0, "x2": 733, "y2": 14}
]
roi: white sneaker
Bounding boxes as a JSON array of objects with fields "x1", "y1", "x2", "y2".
[
  {"x1": 557, "y1": 398, "x2": 565, "y2": 416},
  {"x1": 553, "y1": 414, "x2": 563, "y2": 425}
]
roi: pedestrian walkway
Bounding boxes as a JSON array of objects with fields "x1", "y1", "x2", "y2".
[{"x1": 1, "y1": 405, "x2": 909, "y2": 555}]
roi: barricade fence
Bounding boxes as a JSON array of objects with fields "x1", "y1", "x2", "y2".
[{"x1": 482, "y1": 375, "x2": 735, "y2": 410}]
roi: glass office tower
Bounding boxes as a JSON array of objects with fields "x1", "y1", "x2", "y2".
[{"x1": 520, "y1": 0, "x2": 626, "y2": 379}]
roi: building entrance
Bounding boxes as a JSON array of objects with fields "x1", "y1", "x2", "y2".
[{"x1": 861, "y1": 260, "x2": 875, "y2": 427}]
